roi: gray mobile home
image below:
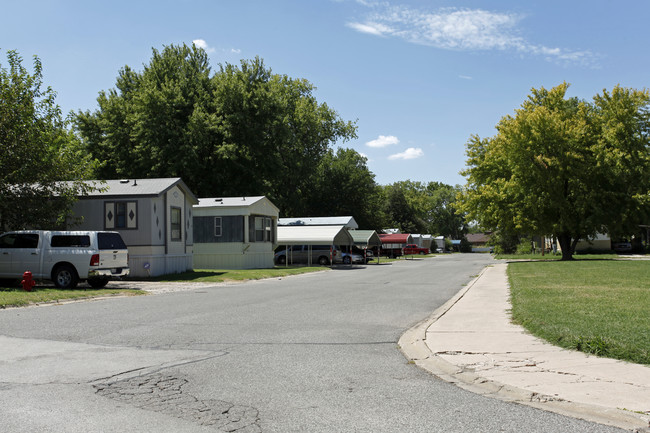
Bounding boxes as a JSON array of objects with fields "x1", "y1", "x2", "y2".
[{"x1": 71, "y1": 178, "x2": 198, "y2": 277}]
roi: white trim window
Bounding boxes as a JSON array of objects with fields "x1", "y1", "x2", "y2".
[
  {"x1": 214, "y1": 217, "x2": 222, "y2": 237},
  {"x1": 171, "y1": 207, "x2": 182, "y2": 241}
]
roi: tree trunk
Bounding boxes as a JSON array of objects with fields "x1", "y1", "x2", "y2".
[{"x1": 557, "y1": 233, "x2": 574, "y2": 261}]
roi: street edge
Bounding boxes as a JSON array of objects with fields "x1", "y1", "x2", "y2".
[{"x1": 398, "y1": 264, "x2": 650, "y2": 432}]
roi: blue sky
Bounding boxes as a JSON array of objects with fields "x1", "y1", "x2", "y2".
[{"x1": 2, "y1": 0, "x2": 649, "y2": 187}]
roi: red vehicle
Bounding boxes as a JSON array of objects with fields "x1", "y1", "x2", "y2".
[{"x1": 402, "y1": 244, "x2": 430, "y2": 255}]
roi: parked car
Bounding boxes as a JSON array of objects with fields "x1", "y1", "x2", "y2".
[
  {"x1": 402, "y1": 244, "x2": 430, "y2": 255},
  {"x1": 0, "y1": 230, "x2": 130, "y2": 289},
  {"x1": 339, "y1": 245, "x2": 371, "y2": 264},
  {"x1": 612, "y1": 241, "x2": 632, "y2": 253},
  {"x1": 274, "y1": 245, "x2": 341, "y2": 266}
]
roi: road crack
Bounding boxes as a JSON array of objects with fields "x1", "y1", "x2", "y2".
[{"x1": 94, "y1": 373, "x2": 260, "y2": 432}]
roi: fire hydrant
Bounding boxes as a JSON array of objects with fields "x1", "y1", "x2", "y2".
[{"x1": 21, "y1": 271, "x2": 35, "y2": 292}]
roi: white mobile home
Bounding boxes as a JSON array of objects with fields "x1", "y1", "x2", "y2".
[
  {"x1": 71, "y1": 178, "x2": 198, "y2": 277},
  {"x1": 193, "y1": 196, "x2": 279, "y2": 269}
]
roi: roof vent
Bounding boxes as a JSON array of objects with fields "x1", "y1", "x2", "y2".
[
  {"x1": 215, "y1": 198, "x2": 223, "y2": 202},
  {"x1": 119, "y1": 179, "x2": 130, "y2": 184}
]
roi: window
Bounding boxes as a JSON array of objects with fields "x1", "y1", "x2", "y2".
[
  {"x1": 0, "y1": 233, "x2": 39, "y2": 248},
  {"x1": 265, "y1": 217, "x2": 272, "y2": 242},
  {"x1": 105, "y1": 201, "x2": 137, "y2": 229},
  {"x1": 51, "y1": 235, "x2": 90, "y2": 248},
  {"x1": 255, "y1": 217, "x2": 264, "y2": 242},
  {"x1": 214, "y1": 217, "x2": 222, "y2": 237},
  {"x1": 98, "y1": 232, "x2": 127, "y2": 250},
  {"x1": 171, "y1": 207, "x2": 182, "y2": 241},
  {"x1": 249, "y1": 215, "x2": 274, "y2": 243},
  {"x1": 116, "y1": 202, "x2": 127, "y2": 228}
]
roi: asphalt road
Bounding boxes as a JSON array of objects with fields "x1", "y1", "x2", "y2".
[{"x1": 0, "y1": 254, "x2": 625, "y2": 432}]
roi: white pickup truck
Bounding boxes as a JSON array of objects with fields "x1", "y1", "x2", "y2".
[{"x1": 0, "y1": 230, "x2": 130, "y2": 289}]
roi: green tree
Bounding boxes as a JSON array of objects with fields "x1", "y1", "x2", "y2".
[
  {"x1": 303, "y1": 148, "x2": 384, "y2": 229},
  {"x1": 388, "y1": 180, "x2": 467, "y2": 237},
  {"x1": 459, "y1": 83, "x2": 650, "y2": 260},
  {"x1": 382, "y1": 184, "x2": 426, "y2": 233},
  {"x1": 76, "y1": 44, "x2": 357, "y2": 215},
  {"x1": 0, "y1": 50, "x2": 96, "y2": 231}
]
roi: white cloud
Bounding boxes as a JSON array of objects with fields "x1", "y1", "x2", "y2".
[
  {"x1": 231, "y1": 48, "x2": 241, "y2": 54},
  {"x1": 347, "y1": 4, "x2": 596, "y2": 66},
  {"x1": 459, "y1": 75, "x2": 473, "y2": 80},
  {"x1": 346, "y1": 21, "x2": 393, "y2": 36},
  {"x1": 388, "y1": 147, "x2": 424, "y2": 160},
  {"x1": 192, "y1": 39, "x2": 216, "y2": 53},
  {"x1": 366, "y1": 135, "x2": 399, "y2": 148}
]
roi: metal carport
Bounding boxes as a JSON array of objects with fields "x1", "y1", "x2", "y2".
[
  {"x1": 276, "y1": 225, "x2": 354, "y2": 266},
  {"x1": 349, "y1": 230, "x2": 382, "y2": 263}
]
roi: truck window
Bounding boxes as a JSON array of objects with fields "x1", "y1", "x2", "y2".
[
  {"x1": 98, "y1": 233, "x2": 127, "y2": 250},
  {"x1": 51, "y1": 235, "x2": 91, "y2": 248},
  {"x1": 13, "y1": 234, "x2": 39, "y2": 248}
]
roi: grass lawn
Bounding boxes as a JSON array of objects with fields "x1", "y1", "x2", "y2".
[
  {"x1": 496, "y1": 252, "x2": 620, "y2": 261},
  {"x1": 130, "y1": 266, "x2": 325, "y2": 283},
  {"x1": 1, "y1": 266, "x2": 326, "y2": 308},
  {"x1": 508, "y1": 260, "x2": 650, "y2": 364},
  {"x1": 0, "y1": 286, "x2": 144, "y2": 309}
]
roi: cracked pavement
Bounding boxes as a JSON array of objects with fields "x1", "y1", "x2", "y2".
[{"x1": 95, "y1": 374, "x2": 260, "y2": 432}]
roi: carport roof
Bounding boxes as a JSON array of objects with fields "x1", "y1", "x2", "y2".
[
  {"x1": 277, "y1": 225, "x2": 354, "y2": 246},
  {"x1": 379, "y1": 233, "x2": 413, "y2": 244},
  {"x1": 350, "y1": 230, "x2": 382, "y2": 247}
]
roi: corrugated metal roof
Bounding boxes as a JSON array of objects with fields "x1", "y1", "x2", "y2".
[
  {"x1": 277, "y1": 225, "x2": 354, "y2": 245},
  {"x1": 379, "y1": 233, "x2": 413, "y2": 244},
  {"x1": 78, "y1": 178, "x2": 198, "y2": 203},
  {"x1": 278, "y1": 216, "x2": 359, "y2": 229},
  {"x1": 195, "y1": 196, "x2": 267, "y2": 208},
  {"x1": 350, "y1": 230, "x2": 382, "y2": 247}
]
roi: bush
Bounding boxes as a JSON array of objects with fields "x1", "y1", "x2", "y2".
[{"x1": 516, "y1": 239, "x2": 532, "y2": 254}]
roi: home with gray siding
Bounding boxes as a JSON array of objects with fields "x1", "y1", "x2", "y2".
[
  {"x1": 193, "y1": 196, "x2": 279, "y2": 269},
  {"x1": 70, "y1": 178, "x2": 198, "y2": 277}
]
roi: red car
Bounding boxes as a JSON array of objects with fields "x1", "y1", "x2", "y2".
[{"x1": 402, "y1": 244, "x2": 430, "y2": 255}]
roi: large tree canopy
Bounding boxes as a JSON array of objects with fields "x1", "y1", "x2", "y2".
[
  {"x1": 0, "y1": 50, "x2": 96, "y2": 231},
  {"x1": 459, "y1": 83, "x2": 650, "y2": 260},
  {"x1": 384, "y1": 180, "x2": 467, "y2": 238},
  {"x1": 301, "y1": 147, "x2": 383, "y2": 229},
  {"x1": 76, "y1": 44, "x2": 357, "y2": 215}
]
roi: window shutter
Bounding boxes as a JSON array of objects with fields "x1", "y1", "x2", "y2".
[
  {"x1": 105, "y1": 202, "x2": 115, "y2": 229},
  {"x1": 127, "y1": 202, "x2": 137, "y2": 228}
]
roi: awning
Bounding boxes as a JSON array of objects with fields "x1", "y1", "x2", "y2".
[
  {"x1": 349, "y1": 230, "x2": 382, "y2": 248},
  {"x1": 277, "y1": 225, "x2": 354, "y2": 246}
]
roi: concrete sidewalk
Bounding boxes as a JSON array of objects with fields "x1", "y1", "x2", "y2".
[{"x1": 399, "y1": 263, "x2": 650, "y2": 432}]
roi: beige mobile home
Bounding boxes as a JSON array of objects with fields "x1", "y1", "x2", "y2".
[{"x1": 193, "y1": 196, "x2": 279, "y2": 269}]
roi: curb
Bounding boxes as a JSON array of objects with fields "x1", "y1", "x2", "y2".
[{"x1": 398, "y1": 265, "x2": 650, "y2": 432}]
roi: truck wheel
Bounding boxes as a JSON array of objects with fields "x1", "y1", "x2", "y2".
[
  {"x1": 277, "y1": 256, "x2": 286, "y2": 265},
  {"x1": 88, "y1": 277, "x2": 110, "y2": 288},
  {"x1": 52, "y1": 265, "x2": 79, "y2": 289},
  {"x1": 343, "y1": 256, "x2": 351, "y2": 264},
  {"x1": 318, "y1": 256, "x2": 330, "y2": 266}
]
